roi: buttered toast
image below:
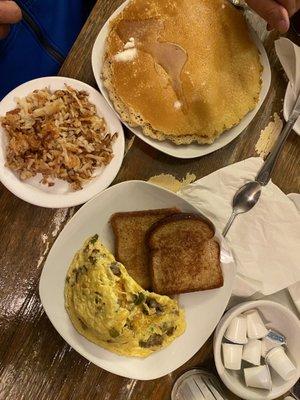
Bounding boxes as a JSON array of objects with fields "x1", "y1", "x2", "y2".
[
  {"x1": 147, "y1": 213, "x2": 223, "y2": 295},
  {"x1": 110, "y1": 208, "x2": 180, "y2": 289}
]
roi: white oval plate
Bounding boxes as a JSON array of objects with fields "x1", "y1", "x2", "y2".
[
  {"x1": 39, "y1": 180, "x2": 236, "y2": 380},
  {"x1": 91, "y1": 1, "x2": 271, "y2": 159},
  {"x1": 0, "y1": 77, "x2": 125, "y2": 208}
]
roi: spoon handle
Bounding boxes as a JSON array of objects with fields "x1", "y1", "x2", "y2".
[
  {"x1": 222, "y1": 212, "x2": 237, "y2": 237},
  {"x1": 256, "y1": 92, "x2": 300, "y2": 186}
]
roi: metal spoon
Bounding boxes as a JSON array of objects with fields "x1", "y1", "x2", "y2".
[
  {"x1": 222, "y1": 181, "x2": 261, "y2": 237},
  {"x1": 222, "y1": 90, "x2": 300, "y2": 237}
]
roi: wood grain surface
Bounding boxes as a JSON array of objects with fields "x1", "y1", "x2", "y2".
[{"x1": 0, "y1": 1, "x2": 299, "y2": 399}]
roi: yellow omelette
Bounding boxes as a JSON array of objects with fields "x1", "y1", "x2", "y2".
[{"x1": 65, "y1": 235, "x2": 186, "y2": 357}]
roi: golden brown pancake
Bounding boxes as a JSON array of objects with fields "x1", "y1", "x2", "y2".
[{"x1": 102, "y1": 0, "x2": 262, "y2": 145}]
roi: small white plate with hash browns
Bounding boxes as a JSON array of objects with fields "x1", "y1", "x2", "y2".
[{"x1": 0, "y1": 77, "x2": 125, "y2": 208}]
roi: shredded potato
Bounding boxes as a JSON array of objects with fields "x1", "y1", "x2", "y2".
[{"x1": 0, "y1": 85, "x2": 117, "y2": 190}]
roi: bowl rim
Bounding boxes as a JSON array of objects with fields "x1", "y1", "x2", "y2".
[{"x1": 213, "y1": 300, "x2": 300, "y2": 400}]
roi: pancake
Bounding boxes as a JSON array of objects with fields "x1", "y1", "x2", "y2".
[{"x1": 102, "y1": 0, "x2": 262, "y2": 145}]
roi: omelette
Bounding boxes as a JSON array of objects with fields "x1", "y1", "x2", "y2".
[
  {"x1": 102, "y1": 0, "x2": 262, "y2": 144},
  {"x1": 65, "y1": 235, "x2": 186, "y2": 357}
]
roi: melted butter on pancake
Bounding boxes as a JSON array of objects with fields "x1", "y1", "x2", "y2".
[{"x1": 117, "y1": 19, "x2": 188, "y2": 109}]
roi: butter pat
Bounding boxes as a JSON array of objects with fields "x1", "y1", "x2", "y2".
[
  {"x1": 124, "y1": 37, "x2": 135, "y2": 49},
  {"x1": 148, "y1": 173, "x2": 196, "y2": 193},
  {"x1": 255, "y1": 113, "x2": 283, "y2": 158},
  {"x1": 114, "y1": 48, "x2": 138, "y2": 62},
  {"x1": 174, "y1": 100, "x2": 183, "y2": 110}
]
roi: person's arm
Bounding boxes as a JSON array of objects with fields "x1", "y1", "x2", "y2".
[
  {"x1": 246, "y1": 0, "x2": 300, "y2": 33},
  {"x1": 0, "y1": 0, "x2": 22, "y2": 39}
]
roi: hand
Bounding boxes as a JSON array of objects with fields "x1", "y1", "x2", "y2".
[
  {"x1": 245, "y1": 0, "x2": 300, "y2": 33},
  {"x1": 0, "y1": 1, "x2": 22, "y2": 39}
]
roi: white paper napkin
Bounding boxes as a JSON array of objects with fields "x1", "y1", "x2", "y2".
[
  {"x1": 275, "y1": 38, "x2": 300, "y2": 101},
  {"x1": 287, "y1": 194, "x2": 300, "y2": 314},
  {"x1": 180, "y1": 157, "x2": 300, "y2": 296}
]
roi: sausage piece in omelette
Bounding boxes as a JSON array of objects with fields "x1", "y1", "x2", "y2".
[{"x1": 64, "y1": 235, "x2": 186, "y2": 357}]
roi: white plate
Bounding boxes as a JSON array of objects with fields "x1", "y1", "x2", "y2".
[
  {"x1": 39, "y1": 180, "x2": 236, "y2": 380},
  {"x1": 91, "y1": 1, "x2": 271, "y2": 159},
  {"x1": 0, "y1": 77, "x2": 125, "y2": 208},
  {"x1": 283, "y1": 82, "x2": 300, "y2": 136}
]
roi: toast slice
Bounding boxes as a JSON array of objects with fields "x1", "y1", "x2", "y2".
[
  {"x1": 110, "y1": 208, "x2": 180, "y2": 289},
  {"x1": 147, "y1": 213, "x2": 223, "y2": 295}
]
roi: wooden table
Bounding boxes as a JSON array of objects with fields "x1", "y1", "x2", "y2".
[{"x1": 0, "y1": 1, "x2": 299, "y2": 399}]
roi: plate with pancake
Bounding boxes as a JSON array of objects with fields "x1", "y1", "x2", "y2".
[
  {"x1": 92, "y1": 0, "x2": 271, "y2": 159},
  {"x1": 40, "y1": 180, "x2": 236, "y2": 380}
]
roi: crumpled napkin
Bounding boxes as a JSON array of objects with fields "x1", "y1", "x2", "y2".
[
  {"x1": 287, "y1": 193, "x2": 300, "y2": 314},
  {"x1": 179, "y1": 157, "x2": 300, "y2": 296},
  {"x1": 275, "y1": 38, "x2": 300, "y2": 102}
]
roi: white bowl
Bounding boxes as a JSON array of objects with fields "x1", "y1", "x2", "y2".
[
  {"x1": 214, "y1": 300, "x2": 300, "y2": 400},
  {"x1": 0, "y1": 77, "x2": 125, "y2": 208}
]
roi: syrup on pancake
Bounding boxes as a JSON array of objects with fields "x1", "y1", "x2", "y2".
[{"x1": 117, "y1": 19, "x2": 188, "y2": 109}]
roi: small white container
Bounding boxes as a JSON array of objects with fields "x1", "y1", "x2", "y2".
[
  {"x1": 261, "y1": 337, "x2": 284, "y2": 358},
  {"x1": 222, "y1": 343, "x2": 243, "y2": 370},
  {"x1": 244, "y1": 309, "x2": 268, "y2": 339},
  {"x1": 224, "y1": 315, "x2": 248, "y2": 344},
  {"x1": 244, "y1": 365, "x2": 272, "y2": 390},
  {"x1": 261, "y1": 338, "x2": 269, "y2": 358},
  {"x1": 266, "y1": 347, "x2": 296, "y2": 381},
  {"x1": 242, "y1": 339, "x2": 262, "y2": 366}
]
